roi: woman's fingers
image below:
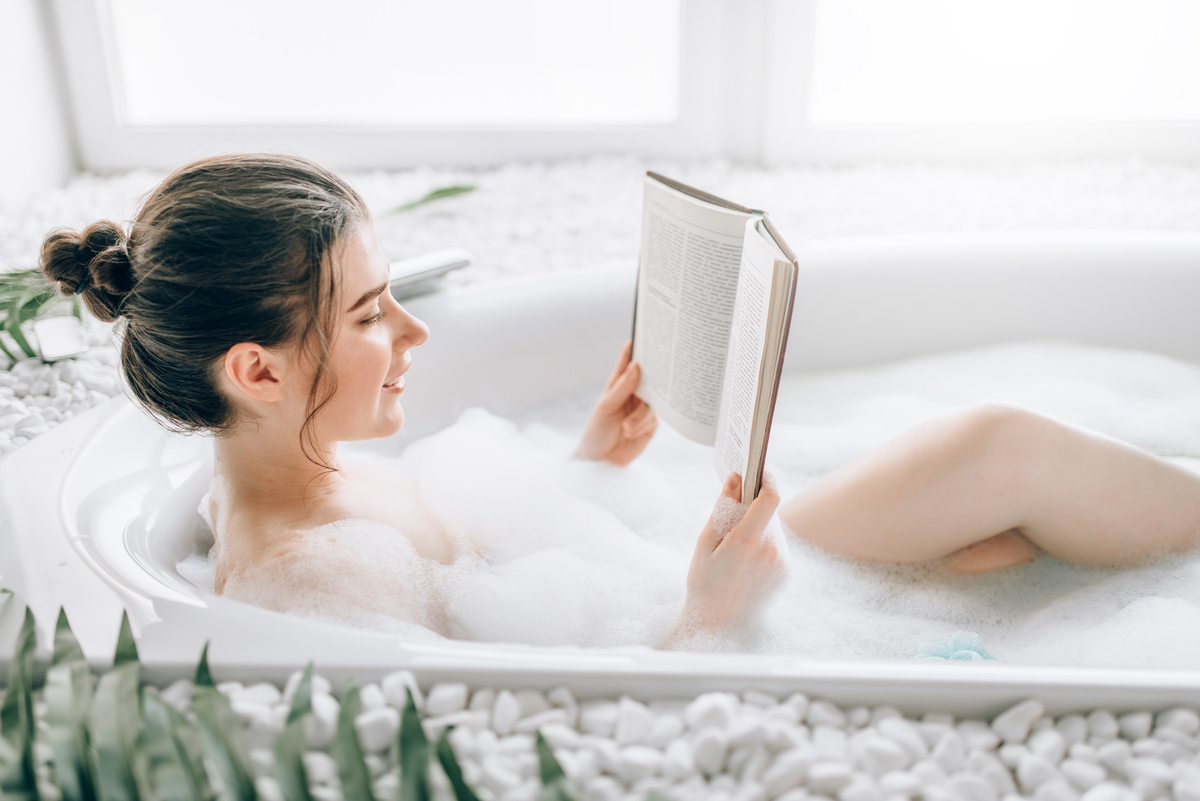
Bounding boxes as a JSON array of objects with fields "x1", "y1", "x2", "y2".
[
  {"x1": 600, "y1": 360, "x2": 641, "y2": 412},
  {"x1": 605, "y1": 340, "x2": 634, "y2": 389},
  {"x1": 622, "y1": 401, "x2": 657, "y2": 437}
]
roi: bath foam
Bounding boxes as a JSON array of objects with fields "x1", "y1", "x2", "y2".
[{"x1": 182, "y1": 342, "x2": 1200, "y2": 667}]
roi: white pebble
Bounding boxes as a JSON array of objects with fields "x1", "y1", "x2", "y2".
[
  {"x1": 847, "y1": 707, "x2": 872, "y2": 729},
  {"x1": 661, "y1": 738, "x2": 695, "y2": 781},
  {"x1": 999, "y1": 744, "x2": 1030, "y2": 769},
  {"x1": 1156, "y1": 708, "x2": 1200, "y2": 735},
  {"x1": 547, "y1": 686, "x2": 578, "y2": 727},
  {"x1": 580, "y1": 701, "x2": 618, "y2": 737},
  {"x1": 160, "y1": 679, "x2": 193, "y2": 712},
  {"x1": 1017, "y1": 753, "x2": 1061, "y2": 793},
  {"x1": 583, "y1": 775, "x2": 623, "y2": 801},
  {"x1": 815, "y1": 725, "x2": 849, "y2": 760},
  {"x1": 466, "y1": 687, "x2": 494, "y2": 713},
  {"x1": 302, "y1": 751, "x2": 336, "y2": 785},
  {"x1": 993, "y1": 700, "x2": 1045, "y2": 744},
  {"x1": 647, "y1": 713, "x2": 684, "y2": 749},
  {"x1": 616, "y1": 745, "x2": 662, "y2": 784},
  {"x1": 952, "y1": 772, "x2": 999, "y2": 801},
  {"x1": 1124, "y1": 757, "x2": 1172, "y2": 785},
  {"x1": 1117, "y1": 713, "x2": 1152, "y2": 741},
  {"x1": 762, "y1": 749, "x2": 812, "y2": 797},
  {"x1": 371, "y1": 772, "x2": 398, "y2": 801},
  {"x1": 932, "y1": 731, "x2": 966, "y2": 773},
  {"x1": 380, "y1": 670, "x2": 423, "y2": 711},
  {"x1": 359, "y1": 683, "x2": 385, "y2": 712},
  {"x1": 513, "y1": 708, "x2": 570, "y2": 734},
  {"x1": 1080, "y1": 783, "x2": 1129, "y2": 801},
  {"x1": 425, "y1": 682, "x2": 469, "y2": 716},
  {"x1": 743, "y1": 690, "x2": 777, "y2": 708},
  {"x1": 730, "y1": 743, "x2": 769, "y2": 783},
  {"x1": 354, "y1": 706, "x2": 400, "y2": 753},
  {"x1": 692, "y1": 727, "x2": 730, "y2": 776},
  {"x1": 879, "y1": 770, "x2": 922, "y2": 798},
  {"x1": 492, "y1": 690, "x2": 520, "y2": 736},
  {"x1": 232, "y1": 682, "x2": 282, "y2": 707},
  {"x1": 1097, "y1": 740, "x2": 1131, "y2": 773},
  {"x1": 282, "y1": 672, "x2": 331, "y2": 703},
  {"x1": 859, "y1": 734, "x2": 910, "y2": 776},
  {"x1": 615, "y1": 696, "x2": 653, "y2": 745},
  {"x1": 1174, "y1": 780, "x2": 1200, "y2": 801},
  {"x1": 686, "y1": 692, "x2": 739, "y2": 730},
  {"x1": 28, "y1": 379, "x2": 50, "y2": 395},
  {"x1": 910, "y1": 759, "x2": 948, "y2": 786},
  {"x1": 968, "y1": 751, "x2": 1017, "y2": 795},
  {"x1": 878, "y1": 718, "x2": 929, "y2": 761},
  {"x1": 538, "y1": 722, "x2": 580, "y2": 751},
  {"x1": 1060, "y1": 759, "x2": 1106, "y2": 791},
  {"x1": 808, "y1": 700, "x2": 848, "y2": 728},
  {"x1": 1068, "y1": 743, "x2": 1099, "y2": 763},
  {"x1": 1034, "y1": 778, "x2": 1080, "y2": 801},
  {"x1": 481, "y1": 756, "x2": 520, "y2": 794},
  {"x1": 303, "y1": 692, "x2": 339, "y2": 750},
  {"x1": 958, "y1": 720, "x2": 1001, "y2": 751},
  {"x1": 808, "y1": 761, "x2": 854, "y2": 794},
  {"x1": 255, "y1": 776, "x2": 284, "y2": 801},
  {"x1": 1029, "y1": 729, "x2": 1067, "y2": 764},
  {"x1": 514, "y1": 689, "x2": 549, "y2": 718},
  {"x1": 840, "y1": 775, "x2": 884, "y2": 801}
]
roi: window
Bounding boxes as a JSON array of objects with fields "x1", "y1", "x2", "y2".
[{"x1": 108, "y1": 0, "x2": 680, "y2": 127}]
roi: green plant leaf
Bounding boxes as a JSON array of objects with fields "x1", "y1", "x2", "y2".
[
  {"x1": 386, "y1": 185, "x2": 477, "y2": 215},
  {"x1": 87, "y1": 658, "x2": 144, "y2": 801},
  {"x1": 434, "y1": 730, "x2": 480, "y2": 801},
  {"x1": 191, "y1": 644, "x2": 257, "y2": 801},
  {"x1": 141, "y1": 695, "x2": 208, "y2": 801},
  {"x1": 398, "y1": 689, "x2": 430, "y2": 801},
  {"x1": 44, "y1": 609, "x2": 96, "y2": 801},
  {"x1": 113, "y1": 610, "x2": 139, "y2": 667},
  {"x1": 163, "y1": 699, "x2": 215, "y2": 801},
  {"x1": 0, "y1": 607, "x2": 39, "y2": 801},
  {"x1": 273, "y1": 664, "x2": 314, "y2": 801},
  {"x1": 332, "y1": 683, "x2": 375, "y2": 801},
  {"x1": 52, "y1": 608, "x2": 86, "y2": 666},
  {"x1": 535, "y1": 732, "x2": 581, "y2": 801}
]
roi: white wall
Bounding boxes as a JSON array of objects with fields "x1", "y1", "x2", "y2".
[{"x1": 0, "y1": 0, "x2": 78, "y2": 204}]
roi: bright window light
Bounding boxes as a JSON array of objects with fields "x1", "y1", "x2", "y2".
[
  {"x1": 810, "y1": 0, "x2": 1200, "y2": 126},
  {"x1": 106, "y1": 0, "x2": 681, "y2": 126}
]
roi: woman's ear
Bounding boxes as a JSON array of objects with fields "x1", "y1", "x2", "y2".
[{"x1": 223, "y1": 343, "x2": 288, "y2": 403}]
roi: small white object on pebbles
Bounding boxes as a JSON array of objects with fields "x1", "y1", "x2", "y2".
[
  {"x1": 359, "y1": 682, "x2": 386, "y2": 711},
  {"x1": 425, "y1": 682, "x2": 469, "y2": 716},
  {"x1": 686, "y1": 692, "x2": 740, "y2": 731},
  {"x1": 692, "y1": 727, "x2": 730, "y2": 776},
  {"x1": 993, "y1": 700, "x2": 1045, "y2": 744},
  {"x1": 614, "y1": 696, "x2": 653, "y2": 745},
  {"x1": 1117, "y1": 713, "x2": 1153, "y2": 741},
  {"x1": 380, "y1": 670, "x2": 423, "y2": 711},
  {"x1": 354, "y1": 706, "x2": 400, "y2": 753},
  {"x1": 492, "y1": 689, "x2": 521, "y2": 736}
]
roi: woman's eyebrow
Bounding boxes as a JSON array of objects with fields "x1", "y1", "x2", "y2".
[{"x1": 347, "y1": 282, "x2": 388, "y2": 313}]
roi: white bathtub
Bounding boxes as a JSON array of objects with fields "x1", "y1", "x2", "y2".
[{"x1": 4, "y1": 230, "x2": 1200, "y2": 715}]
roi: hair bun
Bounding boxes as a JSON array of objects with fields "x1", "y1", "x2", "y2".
[{"x1": 40, "y1": 220, "x2": 134, "y2": 322}]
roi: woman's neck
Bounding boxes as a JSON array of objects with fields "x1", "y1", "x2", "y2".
[{"x1": 211, "y1": 425, "x2": 345, "y2": 529}]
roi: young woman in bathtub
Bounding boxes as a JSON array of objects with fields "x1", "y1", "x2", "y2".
[{"x1": 39, "y1": 154, "x2": 1200, "y2": 644}]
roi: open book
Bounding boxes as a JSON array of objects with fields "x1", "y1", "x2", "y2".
[{"x1": 631, "y1": 172, "x2": 799, "y2": 502}]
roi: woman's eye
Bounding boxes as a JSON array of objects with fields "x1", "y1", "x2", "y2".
[{"x1": 361, "y1": 310, "x2": 385, "y2": 325}]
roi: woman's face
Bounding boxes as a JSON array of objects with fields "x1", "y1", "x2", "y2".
[{"x1": 302, "y1": 223, "x2": 429, "y2": 442}]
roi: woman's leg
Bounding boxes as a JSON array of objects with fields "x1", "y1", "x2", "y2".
[{"x1": 779, "y1": 404, "x2": 1200, "y2": 569}]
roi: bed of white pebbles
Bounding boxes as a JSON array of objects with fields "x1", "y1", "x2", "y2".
[
  {"x1": 7, "y1": 158, "x2": 1200, "y2": 798},
  {"x1": 136, "y1": 671, "x2": 1200, "y2": 801}
]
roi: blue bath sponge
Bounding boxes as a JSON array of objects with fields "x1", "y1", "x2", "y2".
[{"x1": 916, "y1": 631, "x2": 998, "y2": 661}]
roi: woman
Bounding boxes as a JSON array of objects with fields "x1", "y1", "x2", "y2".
[{"x1": 39, "y1": 154, "x2": 1200, "y2": 645}]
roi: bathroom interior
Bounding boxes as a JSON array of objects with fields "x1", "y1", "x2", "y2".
[{"x1": 4, "y1": 2, "x2": 1200, "y2": 800}]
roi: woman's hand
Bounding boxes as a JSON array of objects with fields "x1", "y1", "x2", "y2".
[
  {"x1": 575, "y1": 341, "x2": 658, "y2": 466},
  {"x1": 673, "y1": 473, "x2": 787, "y2": 638}
]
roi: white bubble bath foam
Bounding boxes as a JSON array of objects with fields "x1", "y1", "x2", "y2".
[{"x1": 5, "y1": 231, "x2": 1200, "y2": 714}]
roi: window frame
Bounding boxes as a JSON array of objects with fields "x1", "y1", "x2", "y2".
[
  {"x1": 53, "y1": 0, "x2": 1200, "y2": 169},
  {"x1": 761, "y1": 0, "x2": 1200, "y2": 163},
  {"x1": 53, "y1": 0, "x2": 731, "y2": 170}
]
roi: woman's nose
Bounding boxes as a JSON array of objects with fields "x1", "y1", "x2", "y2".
[{"x1": 395, "y1": 304, "x2": 429, "y2": 348}]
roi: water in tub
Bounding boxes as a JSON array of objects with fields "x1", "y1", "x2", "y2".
[{"x1": 177, "y1": 342, "x2": 1200, "y2": 668}]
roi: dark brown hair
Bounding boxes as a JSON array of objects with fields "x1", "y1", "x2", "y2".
[{"x1": 39, "y1": 153, "x2": 370, "y2": 459}]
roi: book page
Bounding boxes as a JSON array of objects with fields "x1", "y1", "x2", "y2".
[
  {"x1": 632, "y1": 176, "x2": 751, "y2": 444},
  {"x1": 713, "y1": 219, "x2": 777, "y2": 490}
]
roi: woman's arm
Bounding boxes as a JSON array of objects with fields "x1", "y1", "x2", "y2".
[
  {"x1": 662, "y1": 472, "x2": 787, "y2": 648},
  {"x1": 575, "y1": 341, "x2": 659, "y2": 465}
]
